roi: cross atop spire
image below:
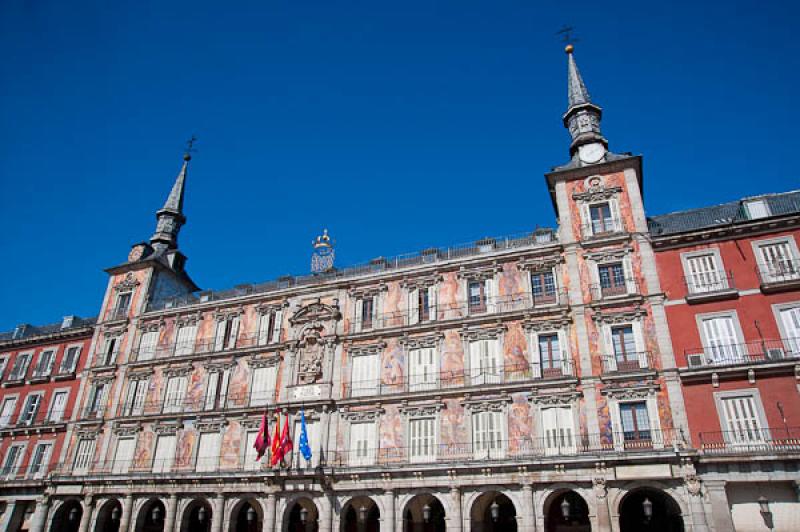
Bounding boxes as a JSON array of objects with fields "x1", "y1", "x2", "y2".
[{"x1": 150, "y1": 141, "x2": 194, "y2": 251}]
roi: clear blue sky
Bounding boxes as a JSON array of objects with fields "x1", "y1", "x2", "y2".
[{"x1": 1, "y1": 0, "x2": 798, "y2": 330}]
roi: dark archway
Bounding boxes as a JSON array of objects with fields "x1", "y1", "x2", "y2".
[
  {"x1": 470, "y1": 492, "x2": 517, "y2": 532},
  {"x1": 50, "y1": 500, "x2": 83, "y2": 532},
  {"x1": 134, "y1": 499, "x2": 166, "y2": 532},
  {"x1": 230, "y1": 499, "x2": 262, "y2": 532},
  {"x1": 181, "y1": 499, "x2": 212, "y2": 532},
  {"x1": 94, "y1": 499, "x2": 122, "y2": 532},
  {"x1": 402, "y1": 494, "x2": 445, "y2": 532},
  {"x1": 544, "y1": 491, "x2": 590, "y2": 532},
  {"x1": 340, "y1": 497, "x2": 380, "y2": 532},
  {"x1": 286, "y1": 498, "x2": 319, "y2": 532},
  {"x1": 619, "y1": 489, "x2": 684, "y2": 532}
]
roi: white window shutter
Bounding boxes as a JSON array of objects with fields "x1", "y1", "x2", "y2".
[
  {"x1": 557, "y1": 330, "x2": 570, "y2": 375},
  {"x1": 645, "y1": 398, "x2": 662, "y2": 447},
  {"x1": 485, "y1": 278, "x2": 496, "y2": 312},
  {"x1": 205, "y1": 372, "x2": 219, "y2": 410},
  {"x1": 373, "y1": 294, "x2": 381, "y2": 328},
  {"x1": 610, "y1": 198, "x2": 622, "y2": 231},
  {"x1": 257, "y1": 314, "x2": 269, "y2": 346},
  {"x1": 633, "y1": 322, "x2": 647, "y2": 368},
  {"x1": 153, "y1": 435, "x2": 176, "y2": 473},
  {"x1": 196, "y1": 432, "x2": 221, "y2": 471},
  {"x1": 469, "y1": 341, "x2": 480, "y2": 383},
  {"x1": 227, "y1": 316, "x2": 240, "y2": 349},
  {"x1": 603, "y1": 325, "x2": 617, "y2": 371},
  {"x1": 780, "y1": 307, "x2": 800, "y2": 355},
  {"x1": 271, "y1": 310, "x2": 283, "y2": 344},
  {"x1": 428, "y1": 285, "x2": 438, "y2": 321},
  {"x1": 623, "y1": 258, "x2": 636, "y2": 294},
  {"x1": 354, "y1": 299, "x2": 364, "y2": 333},
  {"x1": 112, "y1": 438, "x2": 135, "y2": 474},
  {"x1": 581, "y1": 203, "x2": 592, "y2": 236},
  {"x1": 408, "y1": 288, "x2": 420, "y2": 325},
  {"x1": 214, "y1": 321, "x2": 226, "y2": 351},
  {"x1": 530, "y1": 334, "x2": 542, "y2": 378}
]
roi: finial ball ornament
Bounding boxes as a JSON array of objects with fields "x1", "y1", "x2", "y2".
[
  {"x1": 565, "y1": 44, "x2": 574, "y2": 54},
  {"x1": 183, "y1": 153, "x2": 192, "y2": 161}
]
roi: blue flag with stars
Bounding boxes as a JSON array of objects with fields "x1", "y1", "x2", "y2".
[{"x1": 299, "y1": 409, "x2": 312, "y2": 461}]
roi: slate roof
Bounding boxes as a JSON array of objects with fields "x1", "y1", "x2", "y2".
[
  {"x1": 648, "y1": 190, "x2": 800, "y2": 237},
  {"x1": 0, "y1": 316, "x2": 97, "y2": 343}
]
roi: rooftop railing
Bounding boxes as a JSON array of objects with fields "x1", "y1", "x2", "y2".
[
  {"x1": 52, "y1": 429, "x2": 684, "y2": 480},
  {"x1": 698, "y1": 427, "x2": 800, "y2": 455},
  {"x1": 683, "y1": 338, "x2": 800, "y2": 369},
  {"x1": 147, "y1": 229, "x2": 558, "y2": 312}
]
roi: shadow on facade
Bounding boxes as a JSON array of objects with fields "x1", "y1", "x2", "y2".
[
  {"x1": 49, "y1": 499, "x2": 82, "y2": 532},
  {"x1": 135, "y1": 498, "x2": 166, "y2": 532},
  {"x1": 469, "y1": 491, "x2": 517, "y2": 532},
  {"x1": 543, "y1": 490, "x2": 590, "y2": 532},
  {"x1": 231, "y1": 499, "x2": 263, "y2": 532},
  {"x1": 618, "y1": 488, "x2": 684, "y2": 532},
  {"x1": 402, "y1": 494, "x2": 445, "y2": 532},
  {"x1": 181, "y1": 499, "x2": 212, "y2": 532},
  {"x1": 340, "y1": 496, "x2": 380, "y2": 532},
  {"x1": 94, "y1": 499, "x2": 122, "y2": 532}
]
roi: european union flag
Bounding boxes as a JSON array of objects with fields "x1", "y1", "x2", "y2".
[{"x1": 299, "y1": 409, "x2": 312, "y2": 461}]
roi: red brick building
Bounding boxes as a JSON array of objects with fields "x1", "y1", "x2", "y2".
[
  {"x1": 650, "y1": 191, "x2": 800, "y2": 531},
  {"x1": 0, "y1": 317, "x2": 95, "y2": 532}
]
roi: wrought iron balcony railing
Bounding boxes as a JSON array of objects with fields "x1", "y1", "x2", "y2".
[
  {"x1": 683, "y1": 338, "x2": 800, "y2": 369},
  {"x1": 580, "y1": 219, "x2": 627, "y2": 240},
  {"x1": 756, "y1": 259, "x2": 800, "y2": 287},
  {"x1": 683, "y1": 271, "x2": 736, "y2": 296},
  {"x1": 53, "y1": 429, "x2": 684, "y2": 479},
  {"x1": 600, "y1": 351, "x2": 654, "y2": 374},
  {"x1": 590, "y1": 278, "x2": 641, "y2": 301},
  {"x1": 698, "y1": 427, "x2": 800, "y2": 455}
]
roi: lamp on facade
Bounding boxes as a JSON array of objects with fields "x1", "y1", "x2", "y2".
[
  {"x1": 490, "y1": 501, "x2": 500, "y2": 523},
  {"x1": 69, "y1": 507, "x2": 79, "y2": 522},
  {"x1": 642, "y1": 498, "x2": 653, "y2": 522},
  {"x1": 151, "y1": 506, "x2": 162, "y2": 523},
  {"x1": 299, "y1": 507, "x2": 309, "y2": 525},
  {"x1": 246, "y1": 507, "x2": 256, "y2": 523},
  {"x1": 359, "y1": 506, "x2": 368, "y2": 523},
  {"x1": 198, "y1": 507, "x2": 207, "y2": 523},
  {"x1": 111, "y1": 507, "x2": 121, "y2": 521},
  {"x1": 560, "y1": 498, "x2": 570, "y2": 521},
  {"x1": 422, "y1": 504, "x2": 431, "y2": 524},
  {"x1": 758, "y1": 496, "x2": 770, "y2": 516}
]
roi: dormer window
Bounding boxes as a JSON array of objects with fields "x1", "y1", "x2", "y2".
[{"x1": 744, "y1": 199, "x2": 770, "y2": 219}]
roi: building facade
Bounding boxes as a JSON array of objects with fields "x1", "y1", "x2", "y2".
[
  {"x1": 0, "y1": 317, "x2": 94, "y2": 532},
  {"x1": 1, "y1": 46, "x2": 796, "y2": 532},
  {"x1": 650, "y1": 191, "x2": 800, "y2": 531}
]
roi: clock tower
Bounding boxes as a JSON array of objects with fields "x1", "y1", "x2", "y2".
[{"x1": 563, "y1": 44, "x2": 608, "y2": 164}]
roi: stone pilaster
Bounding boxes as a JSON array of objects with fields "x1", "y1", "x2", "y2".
[
  {"x1": 77, "y1": 496, "x2": 94, "y2": 532},
  {"x1": 29, "y1": 497, "x2": 50, "y2": 532},
  {"x1": 449, "y1": 487, "x2": 462, "y2": 532},
  {"x1": 704, "y1": 480, "x2": 734, "y2": 532},
  {"x1": 264, "y1": 494, "x2": 276, "y2": 532},
  {"x1": 382, "y1": 489, "x2": 395, "y2": 532},
  {"x1": 165, "y1": 494, "x2": 178, "y2": 532},
  {"x1": 119, "y1": 495, "x2": 134, "y2": 532}
]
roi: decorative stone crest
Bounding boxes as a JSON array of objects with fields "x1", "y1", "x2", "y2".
[
  {"x1": 293, "y1": 323, "x2": 332, "y2": 384},
  {"x1": 290, "y1": 299, "x2": 342, "y2": 326},
  {"x1": 114, "y1": 272, "x2": 140, "y2": 292},
  {"x1": 572, "y1": 183, "x2": 623, "y2": 203}
]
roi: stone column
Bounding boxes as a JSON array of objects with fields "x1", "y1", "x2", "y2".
[
  {"x1": 29, "y1": 496, "x2": 50, "y2": 532},
  {"x1": 592, "y1": 480, "x2": 611, "y2": 532},
  {"x1": 449, "y1": 488, "x2": 462, "y2": 532},
  {"x1": 382, "y1": 490, "x2": 395, "y2": 532},
  {"x1": 264, "y1": 494, "x2": 276, "y2": 532},
  {"x1": 119, "y1": 495, "x2": 135, "y2": 532},
  {"x1": 318, "y1": 494, "x2": 333, "y2": 532},
  {"x1": 519, "y1": 484, "x2": 535, "y2": 532},
  {"x1": 212, "y1": 494, "x2": 225, "y2": 532},
  {"x1": 704, "y1": 481, "x2": 734, "y2": 532},
  {"x1": 77, "y1": 496, "x2": 95, "y2": 532},
  {"x1": 165, "y1": 494, "x2": 178, "y2": 532}
]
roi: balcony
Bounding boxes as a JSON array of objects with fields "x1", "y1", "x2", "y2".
[
  {"x1": 52, "y1": 429, "x2": 684, "y2": 480},
  {"x1": 684, "y1": 338, "x2": 800, "y2": 370},
  {"x1": 683, "y1": 271, "x2": 737, "y2": 303},
  {"x1": 108, "y1": 305, "x2": 130, "y2": 321},
  {"x1": 601, "y1": 351, "x2": 654, "y2": 374},
  {"x1": 580, "y1": 219, "x2": 627, "y2": 242},
  {"x1": 698, "y1": 427, "x2": 800, "y2": 456},
  {"x1": 344, "y1": 360, "x2": 575, "y2": 399},
  {"x1": 590, "y1": 278, "x2": 641, "y2": 303},
  {"x1": 0, "y1": 408, "x2": 68, "y2": 432},
  {"x1": 756, "y1": 259, "x2": 800, "y2": 293}
]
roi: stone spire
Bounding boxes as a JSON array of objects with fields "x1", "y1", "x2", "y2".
[
  {"x1": 150, "y1": 151, "x2": 190, "y2": 252},
  {"x1": 562, "y1": 44, "x2": 607, "y2": 158}
]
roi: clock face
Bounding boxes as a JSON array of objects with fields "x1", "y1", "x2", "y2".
[{"x1": 578, "y1": 142, "x2": 606, "y2": 164}]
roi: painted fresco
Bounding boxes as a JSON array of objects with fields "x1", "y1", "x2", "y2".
[
  {"x1": 144, "y1": 370, "x2": 165, "y2": 415},
  {"x1": 219, "y1": 420, "x2": 242, "y2": 469},
  {"x1": 384, "y1": 282, "x2": 403, "y2": 328},
  {"x1": 497, "y1": 262, "x2": 524, "y2": 300},
  {"x1": 508, "y1": 392, "x2": 532, "y2": 452},
  {"x1": 227, "y1": 359, "x2": 250, "y2": 407},
  {"x1": 175, "y1": 424, "x2": 196, "y2": 468},
  {"x1": 503, "y1": 322, "x2": 528, "y2": 371},
  {"x1": 133, "y1": 430, "x2": 155, "y2": 469},
  {"x1": 596, "y1": 394, "x2": 613, "y2": 446},
  {"x1": 437, "y1": 272, "x2": 464, "y2": 320},
  {"x1": 379, "y1": 404, "x2": 403, "y2": 455},
  {"x1": 440, "y1": 330, "x2": 464, "y2": 386},
  {"x1": 440, "y1": 399, "x2": 464, "y2": 448},
  {"x1": 656, "y1": 386, "x2": 675, "y2": 432},
  {"x1": 380, "y1": 338, "x2": 404, "y2": 389},
  {"x1": 185, "y1": 364, "x2": 205, "y2": 411}
]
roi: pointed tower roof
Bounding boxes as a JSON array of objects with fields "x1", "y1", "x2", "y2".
[
  {"x1": 150, "y1": 152, "x2": 190, "y2": 251},
  {"x1": 566, "y1": 44, "x2": 591, "y2": 109}
]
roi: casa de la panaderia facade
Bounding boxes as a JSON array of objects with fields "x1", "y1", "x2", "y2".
[{"x1": 5, "y1": 46, "x2": 798, "y2": 532}]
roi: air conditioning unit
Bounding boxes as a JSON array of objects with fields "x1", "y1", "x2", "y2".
[
  {"x1": 765, "y1": 348, "x2": 785, "y2": 361},
  {"x1": 687, "y1": 354, "x2": 707, "y2": 368}
]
